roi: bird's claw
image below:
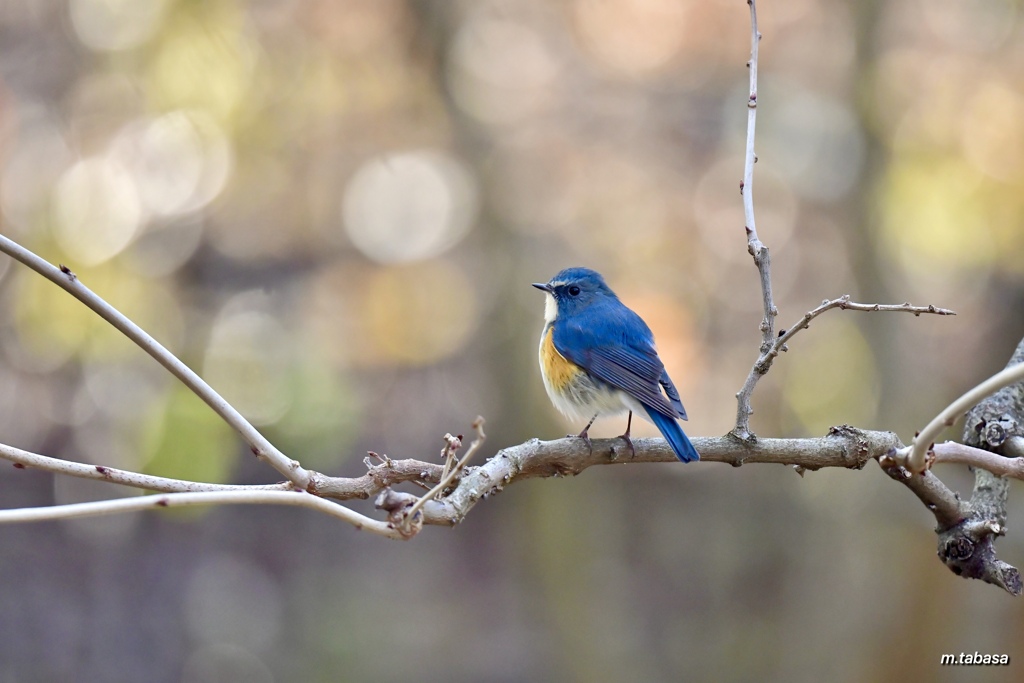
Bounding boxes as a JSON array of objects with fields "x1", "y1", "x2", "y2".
[
  {"x1": 573, "y1": 429, "x2": 594, "y2": 456},
  {"x1": 616, "y1": 433, "x2": 636, "y2": 459}
]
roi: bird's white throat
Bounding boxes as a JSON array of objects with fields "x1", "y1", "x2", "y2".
[{"x1": 543, "y1": 292, "x2": 558, "y2": 323}]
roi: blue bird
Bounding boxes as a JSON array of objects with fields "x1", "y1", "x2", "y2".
[{"x1": 533, "y1": 267, "x2": 699, "y2": 462}]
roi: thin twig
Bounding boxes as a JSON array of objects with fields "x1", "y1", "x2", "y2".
[
  {"x1": 0, "y1": 442, "x2": 294, "y2": 493},
  {"x1": 767, "y1": 297, "x2": 953, "y2": 370},
  {"x1": 439, "y1": 433, "x2": 461, "y2": 483},
  {"x1": 897, "y1": 358, "x2": 1024, "y2": 473},
  {"x1": 741, "y1": 0, "x2": 774, "y2": 348},
  {"x1": 734, "y1": 0, "x2": 777, "y2": 439},
  {"x1": 932, "y1": 441, "x2": 1024, "y2": 480},
  {"x1": 0, "y1": 235, "x2": 311, "y2": 489},
  {"x1": 741, "y1": 0, "x2": 763, "y2": 266},
  {"x1": 398, "y1": 417, "x2": 485, "y2": 536},
  {"x1": 0, "y1": 489, "x2": 404, "y2": 538},
  {"x1": 733, "y1": 296, "x2": 954, "y2": 440}
]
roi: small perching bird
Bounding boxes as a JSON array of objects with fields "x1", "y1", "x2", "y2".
[{"x1": 533, "y1": 267, "x2": 699, "y2": 462}]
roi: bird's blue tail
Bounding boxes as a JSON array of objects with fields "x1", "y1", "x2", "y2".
[{"x1": 645, "y1": 407, "x2": 700, "y2": 462}]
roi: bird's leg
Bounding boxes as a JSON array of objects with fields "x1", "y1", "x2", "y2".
[
  {"x1": 573, "y1": 413, "x2": 598, "y2": 455},
  {"x1": 616, "y1": 411, "x2": 636, "y2": 459}
]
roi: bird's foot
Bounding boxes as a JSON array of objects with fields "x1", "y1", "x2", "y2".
[
  {"x1": 568, "y1": 415, "x2": 598, "y2": 456},
  {"x1": 572, "y1": 427, "x2": 594, "y2": 456},
  {"x1": 615, "y1": 432, "x2": 636, "y2": 459},
  {"x1": 614, "y1": 411, "x2": 636, "y2": 459}
]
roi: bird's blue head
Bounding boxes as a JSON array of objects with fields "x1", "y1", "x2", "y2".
[{"x1": 532, "y1": 267, "x2": 619, "y2": 323}]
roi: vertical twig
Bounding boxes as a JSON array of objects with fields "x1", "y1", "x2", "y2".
[
  {"x1": 734, "y1": 0, "x2": 776, "y2": 440},
  {"x1": 742, "y1": 0, "x2": 773, "y2": 348}
]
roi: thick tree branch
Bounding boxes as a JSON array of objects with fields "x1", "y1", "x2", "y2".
[
  {"x1": 878, "y1": 456, "x2": 964, "y2": 531},
  {"x1": 941, "y1": 338, "x2": 1024, "y2": 595},
  {"x1": 880, "y1": 338, "x2": 1024, "y2": 595},
  {"x1": 374, "y1": 427, "x2": 901, "y2": 528},
  {"x1": 2, "y1": 426, "x2": 905, "y2": 536}
]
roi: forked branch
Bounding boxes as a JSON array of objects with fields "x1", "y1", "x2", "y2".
[{"x1": 733, "y1": 296, "x2": 954, "y2": 440}]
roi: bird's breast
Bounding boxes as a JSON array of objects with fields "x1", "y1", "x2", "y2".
[
  {"x1": 539, "y1": 325, "x2": 581, "y2": 393},
  {"x1": 538, "y1": 324, "x2": 629, "y2": 421}
]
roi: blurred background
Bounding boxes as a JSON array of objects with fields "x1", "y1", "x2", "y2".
[{"x1": 0, "y1": 0, "x2": 1023, "y2": 681}]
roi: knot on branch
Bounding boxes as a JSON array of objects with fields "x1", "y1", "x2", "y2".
[
  {"x1": 747, "y1": 241, "x2": 767, "y2": 262},
  {"x1": 827, "y1": 424, "x2": 872, "y2": 469},
  {"x1": 938, "y1": 520, "x2": 1022, "y2": 596},
  {"x1": 374, "y1": 489, "x2": 423, "y2": 539},
  {"x1": 968, "y1": 414, "x2": 1022, "y2": 450},
  {"x1": 943, "y1": 536, "x2": 973, "y2": 562}
]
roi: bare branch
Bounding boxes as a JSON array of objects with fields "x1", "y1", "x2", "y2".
[
  {"x1": 735, "y1": 0, "x2": 778, "y2": 444},
  {"x1": 310, "y1": 460, "x2": 445, "y2": 500},
  {"x1": 375, "y1": 427, "x2": 901, "y2": 527},
  {"x1": 394, "y1": 417, "x2": 486, "y2": 537},
  {"x1": 733, "y1": 296, "x2": 954, "y2": 440},
  {"x1": 0, "y1": 235, "x2": 311, "y2": 489},
  {"x1": 932, "y1": 440, "x2": 1024, "y2": 480},
  {"x1": 878, "y1": 454, "x2": 964, "y2": 530},
  {"x1": 935, "y1": 338, "x2": 1024, "y2": 595},
  {"x1": 878, "y1": 338, "x2": 1024, "y2": 595},
  {"x1": 0, "y1": 489, "x2": 404, "y2": 538},
  {"x1": 730, "y1": 3, "x2": 954, "y2": 440},
  {"x1": 2, "y1": 425, "x2": 902, "y2": 538},
  {"x1": 0, "y1": 442, "x2": 293, "y2": 493},
  {"x1": 741, "y1": 0, "x2": 765, "y2": 292},
  {"x1": 895, "y1": 346, "x2": 1024, "y2": 473}
]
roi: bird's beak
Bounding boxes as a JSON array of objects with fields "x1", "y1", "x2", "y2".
[{"x1": 532, "y1": 282, "x2": 553, "y2": 293}]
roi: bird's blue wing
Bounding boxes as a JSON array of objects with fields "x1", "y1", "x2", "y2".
[
  {"x1": 553, "y1": 304, "x2": 681, "y2": 419},
  {"x1": 660, "y1": 369, "x2": 687, "y2": 420},
  {"x1": 585, "y1": 347, "x2": 680, "y2": 418}
]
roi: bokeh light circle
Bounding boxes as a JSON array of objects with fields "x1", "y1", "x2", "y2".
[
  {"x1": 341, "y1": 150, "x2": 478, "y2": 264},
  {"x1": 52, "y1": 157, "x2": 143, "y2": 266},
  {"x1": 111, "y1": 109, "x2": 233, "y2": 217},
  {"x1": 70, "y1": 0, "x2": 170, "y2": 52}
]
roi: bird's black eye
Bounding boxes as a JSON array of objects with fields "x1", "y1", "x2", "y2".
[{"x1": 568, "y1": 285, "x2": 581, "y2": 297}]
